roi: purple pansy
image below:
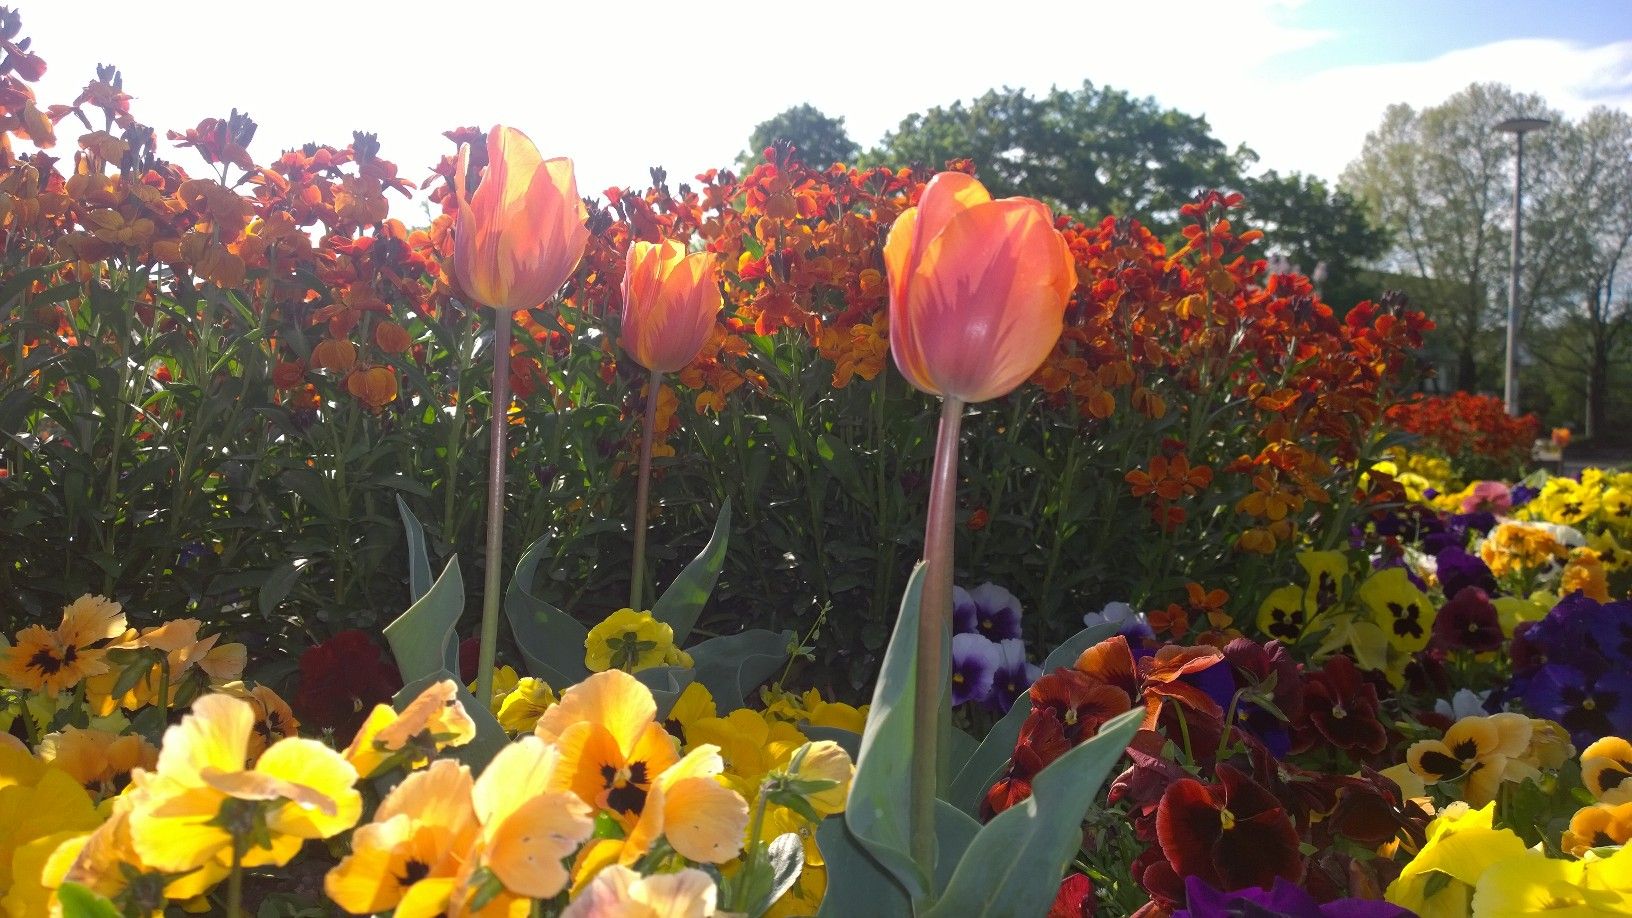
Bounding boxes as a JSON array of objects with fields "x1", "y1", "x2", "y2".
[
  {"x1": 950, "y1": 633, "x2": 1001, "y2": 706},
  {"x1": 1175, "y1": 876, "x2": 1413, "y2": 918},
  {"x1": 985, "y1": 638, "x2": 1041, "y2": 714},
  {"x1": 964, "y1": 582, "x2": 1023, "y2": 641}
]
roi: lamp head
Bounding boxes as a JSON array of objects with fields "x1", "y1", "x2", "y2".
[{"x1": 1496, "y1": 117, "x2": 1552, "y2": 135}]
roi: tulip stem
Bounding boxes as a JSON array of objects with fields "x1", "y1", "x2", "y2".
[
  {"x1": 911, "y1": 396, "x2": 963, "y2": 889},
  {"x1": 476, "y1": 314, "x2": 511, "y2": 709},
  {"x1": 630, "y1": 369, "x2": 661, "y2": 611}
]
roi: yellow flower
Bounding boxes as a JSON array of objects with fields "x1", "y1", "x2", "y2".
[
  {"x1": 1518, "y1": 718, "x2": 1576, "y2": 771},
  {"x1": 0, "y1": 594, "x2": 126, "y2": 696},
  {"x1": 777, "y1": 740, "x2": 854, "y2": 818},
  {"x1": 35, "y1": 726, "x2": 157, "y2": 799},
  {"x1": 344, "y1": 679, "x2": 476, "y2": 779},
  {"x1": 664, "y1": 681, "x2": 717, "y2": 747},
  {"x1": 584, "y1": 609, "x2": 679, "y2": 674},
  {"x1": 1387, "y1": 803, "x2": 1527, "y2": 918},
  {"x1": 537, "y1": 670, "x2": 680, "y2": 820},
  {"x1": 1601, "y1": 488, "x2": 1632, "y2": 532},
  {"x1": 1562, "y1": 801, "x2": 1632, "y2": 857},
  {"x1": 3, "y1": 828, "x2": 87, "y2": 917},
  {"x1": 469, "y1": 664, "x2": 520, "y2": 717},
  {"x1": 687, "y1": 708, "x2": 808, "y2": 797},
  {"x1": 126, "y1": 693, "x2": 362, "y2": 877},
  {"x1": 622, "y1": 745, "x2": 749, "y2": 866},
  {"x1": 1405, "y1": 713, "x2": 1535, "y2": 806},
  {"x1": 53, "y1": 793, "x2": 218, "y2": 910},
  {"x1": 1480, "y1": 522, "x2": 1567, "y2": 579},
  {"x1": 760, "y1": 686, "x2": 867, "y2": 735},
  {"x1": 560, "y1": 864, "x2": 717, "y2": 918},
  {"x1": 1357, "y1": 567, "x2": 1434, "y2": 655},
  {"x1": 1471, "y1": 848, "x2": 1632, "y2": 915},
  {"x1": 468, "y1": 735, "x2": 594, "y2": 902},
  {"x1": 326, "y1": 758, "x2": 479, "y2": 916},
  {"x1": 1561, "y1": 547, "x2": 1611, "y2": 602},
  {"x1": 0, "y1": 745, "x2": 102, "y2": 895},
  {"x1": 495, "y1": 677, "x2": 556, "y2": 734},
  {"x1": 1582, "y1": 736, "x2": 1632, "y2": 803},
  {"x1": 85, "y1": 619, "x2": 248, "y2": 716}
]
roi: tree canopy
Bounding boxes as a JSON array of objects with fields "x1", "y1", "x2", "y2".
[{"x1": 739, "y1": 104, "x2": 860, "y2": 172}]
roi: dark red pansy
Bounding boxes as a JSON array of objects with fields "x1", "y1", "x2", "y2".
[
  {"x1": 294, "y1": 628, "x2": 403, "y2": 736},
  {"x1": 1431, "y1": 586, "x2": 1504, "y2": 653},
  {"x1": 1298, "y1": 654, "x2": 1388, "y2": 756},
  {"x1": 1155, "y1": 763, "x2": 1304, "y2": 893}
]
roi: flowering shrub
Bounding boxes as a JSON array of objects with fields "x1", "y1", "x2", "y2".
[{"x1": 1386, "y1": 392, "x2": 1541, "y2": 479}]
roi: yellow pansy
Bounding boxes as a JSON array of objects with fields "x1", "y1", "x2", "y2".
[
  {"x1": 84, "y1": 618, "x2": 247, "y2": 716},
  {"x1": 1357, "y1": 567, "x2": 1433, "y2": 655},
  {"x1": 687, "y1": 708, "x2": 808, "y2": 797},
  {"x1": 126, "y1": 693, "x2": 361, "y2": 877},
  {"x1": 1582, "y1": 737, "x2": 1632, "y2": 804},
  {"x1": 1561, "y1": 801, "x2": 1632, "y2": 857},
  {"x1": 1471, "y1": 848, "x2": 1632, "y2": 916},
  {"x1": 326, "y1": 758, "x2": 479, "y2": 916},
  {"x1": 54, "y1": 793, "x2": 220, "y2": 910},
  {"x1": 0, "y1": 594, "x2": 126, "y2": 696},
  {"x1": 665, "y1": 682, "x2": 718, "y2": 747},
  {"x1": 584, "y1": 609, "x2": 679, "y2": 674},
  {"x1": 537, "y1": 670, "x2": 680, "y2": 821},
  {"x1": 1561, "y1": 547, "x2": 1611, "y2": 602},
  {"x1": 344, "y1": 679, "x2": 476, "y2": 779},
  {"x1": 35, "y1": 726, "x2": 157, "y2": 800},
  {"x1": 469, "y1": 735, "x2": 594, "y2": 901},
  {"x1": 560, "y1": 865, "x2": 717, "y2": 918},
  {"x1": 1405, "y1": 713, "x2": 1535, "y2": 807},
  {"x1": 1387, "y1": 803, "x2": 1527, "y2": 918},
  {"x1": 0, "y1": 746, "x2": 101, "y2": 894},
  {"x1": 623, "y1": 744, "x2": 748, "y2": 866},
  {"x1": 495, "y1": 677, "x2": 556, "y2": 734}
]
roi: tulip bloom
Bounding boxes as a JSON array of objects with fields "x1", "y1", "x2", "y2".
[
  {"x1": 620, "y1": 239, "x2": 721, "y2": 373},
  {"x1": 454, "y1": 125, "x2": 588, "y2": 311},
  {"x1": 884, "y1": 171, "x2": 1075, "y2": 404}
]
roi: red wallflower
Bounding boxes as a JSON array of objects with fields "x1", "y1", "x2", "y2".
[
  {"x1": 1154, "y1": 763, "x2": 1304, "y2": 895},
  {"x1": 294, "y1": 629, "x2": 403, "y2": 737},
  {"x1": 1048, "y1": 873, "x2": 1095, "y2": 918}
]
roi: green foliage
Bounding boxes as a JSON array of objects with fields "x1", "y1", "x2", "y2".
[
  {"x1": 1241, "y1": 169, "x2": 1391, "y2": 310},
  {"x1": 871, "y1": 81, "x2": 1249, "y2": 236},
  {"x1": 741, "y1": 104, "x2": 862, "y2": 172}
]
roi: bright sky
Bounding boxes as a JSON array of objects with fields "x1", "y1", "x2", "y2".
[{"x1": 22, "y1": 0, "x2": 1632, "y2": 219}]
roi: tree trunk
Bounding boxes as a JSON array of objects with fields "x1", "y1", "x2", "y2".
[
  {"x1": 1457, "y1": 345, "x2": 1479, "y2": 392},
  {"x1": 1588, "y1": 338, "x2": 1609, "y2": 441}
]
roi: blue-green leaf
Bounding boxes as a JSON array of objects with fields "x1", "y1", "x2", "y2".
[
  {"x1": 383, "y1": 555, "x2": 465, "y2": 684},
  {"x1": 844, "y1": 563, "x2": 941, "y2": 903},
  {"x1": 397, "y1": 495, "x2": 433, "y2": 603},
  {"x1": 633, "y1": 665, "x2": 695, "y2": 719},
  {"x1": 923, "y1": 708, "x2": 1141, "y2": 918},
  {"x1": 504, "y1": 534, "x2": 589, "y2": 688},
  {"x1": 816, "y1": 800, "x2": 980, "y2": 917},
  {"x1": 946, "y1": 620, "x2": 1119, "y2": 814},
  {"x1": 688, "y1": 627, "x2": 792, "y2": 708},
  {"x1": 651, "y1": 499, "x2": 731, "y2": 644}
]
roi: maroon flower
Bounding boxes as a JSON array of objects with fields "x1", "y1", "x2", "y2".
[
  {"x1": 1155, "y1": 763, "x2": 1304, "y2": 894},
  {"x1": 1048, "y1": 872, "x2": 1095, "y2": 918},
  {"x1": 1432, "y1": 587, "x2": 1504, "y2": 653},
  {"x1": 983, "y1": 704, "x2": 1074, "y2": 818},
  {"x1": 1030, "y1": 667, "x2": 1135, "y2": 744},
  {"x1": 1320, "y1": 767, "x2": 1431, "y2": 851},
  {"x1": 294, "y1": 629, "x2": 403, "y2": 736},
  {"x1": 1296, "y1": 655, "x2": 1388, "y2": 757},
  {"x1": 458, "y1": 634, "x2": 481, "y2": 682},
  {"x1": 1110, "y1": 729, "x2": 1192, "y2": 842}
]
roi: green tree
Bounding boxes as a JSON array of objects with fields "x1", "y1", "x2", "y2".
[
  {"x1": 739, "y1": 104, "x2": 860, "y2": 172},
  {"x1": 870, "y1": 82, "x2": 1251, "y2": 236},
  {"x1": 1239, "y1": 169, "x2": 1391, "y2": 310},
  {"x1": 1340, "y1": 83, "x2": 1568, "y2": 393}
]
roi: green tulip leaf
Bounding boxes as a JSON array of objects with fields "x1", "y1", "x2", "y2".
[
  {"x1": 383, "y1": 554, "x2": 464, "y2": 683},
  {"x1": 688, "y1": 627, "x2": 794, "y2": 708},
  {"x1": 651, "y1": 499, "x2": 731, "y2": 644},
  {"x1": 504, "y1": 533, "x2": 590, "y2": 688},
  {"x1": 946, "y1": 620, "x2": 1119, "y2": 815},
  {"x1": 816, "y1": 800, "x2": 981, "y2": 917},
  {"x1": 396, "y1": 495, "x2": 433, "y2": 604},
  {"x1": 844, "y1": 563, "x2": 943, "y2": 904},
  {"x1": 633, "y1": 665, "x2": 695, "y2": 719},
  {"x1": 923, "y1": 707, "x2": 1142, "y2": 918}
]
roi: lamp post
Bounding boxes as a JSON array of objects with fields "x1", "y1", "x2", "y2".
[{"x1": 1495, "y1": 116, "x2": 1550, "y2": 416}]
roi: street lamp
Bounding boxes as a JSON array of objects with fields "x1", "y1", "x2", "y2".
[{"x1": 1495, "y1": 116, "x2": 1551, "y2": 416}]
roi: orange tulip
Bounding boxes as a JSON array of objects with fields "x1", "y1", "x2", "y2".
[
  {"x1": 620, "y1": 239, "x2": 722, "y2": 374},
  {"x1": 454, "y1": 125, "x2": 588, "y2": 311},
  {"x1": 883, "y1": 172, "x2": 1075, "y2": 403}
]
